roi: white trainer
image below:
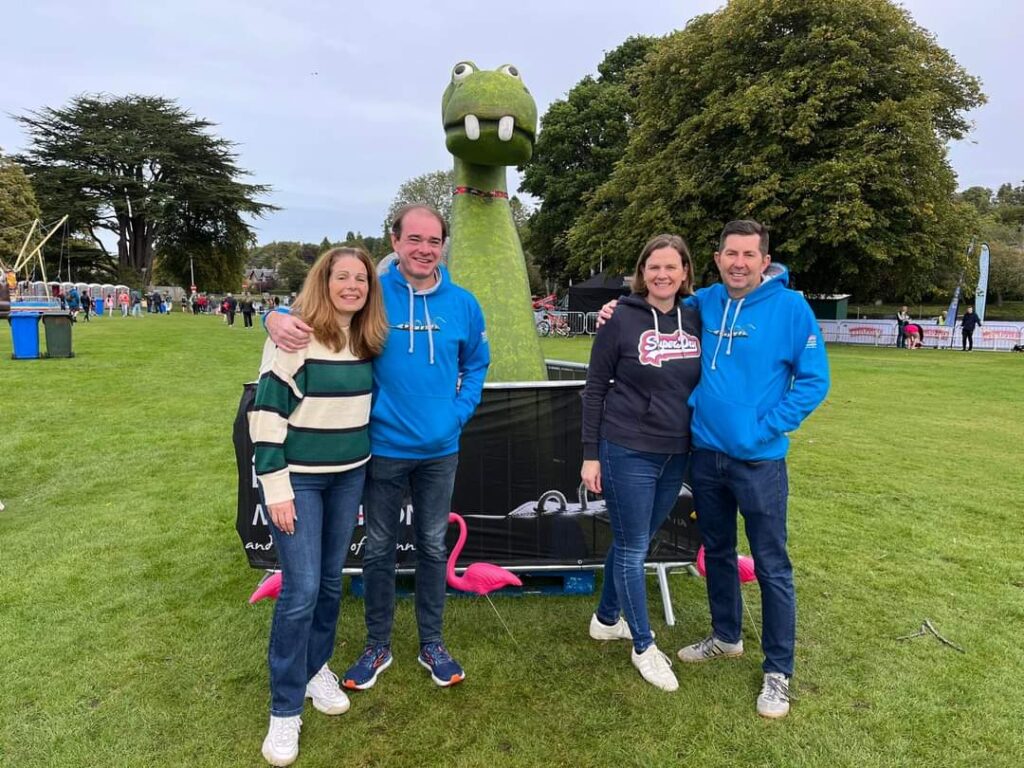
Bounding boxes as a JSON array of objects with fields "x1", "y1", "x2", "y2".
[
  {"x1": 631, "y1": 644, "x2": 679, "y2": 692},
  {"x1": 589, "y1": 614, "x2": 655, "y2": 642},
  {"x1": 756, "y1": 672, "x2": 791, "y2": 719},
  {"x1": 589, "y1": 613, "x2": 632, "y2": 641},
  {"x1": 677, "y1": 634, "x2": 744, "y2": 663},
  {"x1": 305, "y1": 665, "x2": 351, "y2": 715},
  {"x1": 262, "y1": 715, "x2": 301, "y2": 767}
]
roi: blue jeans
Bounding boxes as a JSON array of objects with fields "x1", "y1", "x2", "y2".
[
  {"x1": 361, "y1": 453, "x2": 459, "y2": 646},
  {"x1": 691, "y1": 449, "x2": 794, "y2": 676},
  {"x1": 596, "y1": 440, "x2": 688, "y2": 653},
  {"x1": 264, "y1": 467, "x2": 365, "y2": 716}
]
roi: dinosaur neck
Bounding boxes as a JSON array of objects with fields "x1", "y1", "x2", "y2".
[
  {"x1": 453, "y1": 160, "x2": 508, "y2": 197},
  {"x1": 450, "y1": 158, "x2": 515, "y2": 245},
  {"x1": 448, "y1": 156, "x2": 547, "y2": 382}
]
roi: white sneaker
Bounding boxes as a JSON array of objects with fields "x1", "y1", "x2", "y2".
[
  {"x1": 756, "y1": 672, "x2": 791, "y2": 719},
  {"x1": 588, "y1": 614, "x2": 654, "y2": 642},
  {"x1": 589, "y1": 613, "x2": 632, "y2": 641},
  {"x1": 305, "y1": 664, "x2": 351, "y2": 715},
  {"x1": 631, "y1": 644, "x2": 679, "y2": 692},
  {"x1": 262, "y1": 715, "x2": 301, "y2": 767},
  {"x1": 677, "y1": 634, "x2": 744, "y2": 663}
]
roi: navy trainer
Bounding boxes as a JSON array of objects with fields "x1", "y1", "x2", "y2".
[
  {"x1": 417, "y1": 642, "x2": 465, "y2": 687},
  {"x1": 342, "y1": 644, "x2": 392, "y2": 691}
]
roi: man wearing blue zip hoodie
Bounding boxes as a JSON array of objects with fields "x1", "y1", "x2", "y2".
[
  {"x1": 675, "y1": 220, "x2": 829, "y2": 719},
  {"x1": 266, "y1": 205, "x2": 489, "y2": 692}
]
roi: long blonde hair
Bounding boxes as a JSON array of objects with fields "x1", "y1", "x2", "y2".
[{"x1": 292, "y1": 247, "x2": 387, "y2": 358}]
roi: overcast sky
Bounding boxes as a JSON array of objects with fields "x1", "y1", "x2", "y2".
[{"x1": 2, "y1": 1, "x2": 1019, "y2": 245}]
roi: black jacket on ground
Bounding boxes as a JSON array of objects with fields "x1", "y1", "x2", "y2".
[{"x1": 582, "y1": 294, "x2": 702, "y2": 460}]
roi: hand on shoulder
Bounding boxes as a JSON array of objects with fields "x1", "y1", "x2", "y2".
[{"x1": 267, "y1": 310, "x2": 313, "y2": 353}]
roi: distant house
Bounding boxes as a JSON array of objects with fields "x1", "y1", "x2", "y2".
[{"x1": 245, "y1": 267, "x2": 277, "y2": 291}]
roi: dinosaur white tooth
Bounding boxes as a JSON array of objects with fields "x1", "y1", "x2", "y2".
[
  {"x1": 498, "y1": 115, "x2": 514, "y2": 141},
  {"x1": 464, "y1": 114, "x2": 480, "y2": 141}
]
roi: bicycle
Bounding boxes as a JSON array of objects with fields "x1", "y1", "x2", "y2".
[{"x1": 536, "y1": 310, "x2": 570, "y2": 337}]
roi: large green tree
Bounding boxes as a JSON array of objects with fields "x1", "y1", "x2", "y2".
[
  {"x1": 0, "y1": 151, "x2": 41, "y2": 265},
  {"x1": 276, "y1": 253, "x2": 310, "y2": 294},
  {"x1": 567, "y1": 0, "x2": 984, "y2": 299},
  {"x1": 17, "y1": 95, "x2": 274, "y2": 288},
  {"x1": 518, "y1": 36, "x2": 656, "y2": 283}
]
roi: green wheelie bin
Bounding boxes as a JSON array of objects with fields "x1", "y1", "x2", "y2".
[{"x1": 42, "y1": 312, "x2": 74, "y2": 358}]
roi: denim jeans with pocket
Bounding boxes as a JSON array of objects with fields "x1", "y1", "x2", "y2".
[
  {"x1": 596, "y1": 439, "x2": 688, "y2": 653},
  {"x1": 360, "y1": 453, "x2": 459, "y2": 646},
  {"x1": 264, "y1": 467, "x2": 364, "y2": 716},
  {"x1": 691, "y1": 449, "x2": 795, "y2": 676}
]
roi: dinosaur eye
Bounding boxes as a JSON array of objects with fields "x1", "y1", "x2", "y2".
[
  {"x1": 499, "y1": 64, "x2": 521, "y2": 79},
  {"x1": 452, "y1": 62, "x2": 475, "y2": 81}
]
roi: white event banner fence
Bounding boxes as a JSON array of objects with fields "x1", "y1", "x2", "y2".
[
  {"x1": 816, "y1": 319, "x2": 1024, "y2": 351},
  {"x1": 562, "y1": 312, "x2": 1022, "y2": 351}
]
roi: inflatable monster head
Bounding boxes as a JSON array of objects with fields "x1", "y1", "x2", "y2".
[{"x1": 442, "y1": 61, "x2": 537, "y2": 167}]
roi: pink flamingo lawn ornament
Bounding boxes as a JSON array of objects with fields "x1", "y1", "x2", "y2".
[
  {"x1": 446, "y1": 513, "x2": 522, "y2": 595},
  {"x1": 695, "y1": 545, "x2": 757, "y2": 584},
  {"x1": 249, "y1": 571, "x2": 282, "y2": 604},
  {"x1": 446, "y1": 512, "x2": 522, "y2": 643}
]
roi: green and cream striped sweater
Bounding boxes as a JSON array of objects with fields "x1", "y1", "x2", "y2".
[{"x1": 249, "y1": 337, "x2": 372, "y2": 505}]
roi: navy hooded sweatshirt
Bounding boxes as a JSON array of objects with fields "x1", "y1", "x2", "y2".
[{"x1": 582, "y1": 294, "x2": 702, "y2": 460}]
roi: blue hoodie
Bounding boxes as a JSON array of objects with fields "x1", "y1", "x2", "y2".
[
  {"x1": 687, "y1": 264, "x2": 829, "y2": 461},
  {"x1": 370, "y1": 264, "x2": 489, "y2": 459}
]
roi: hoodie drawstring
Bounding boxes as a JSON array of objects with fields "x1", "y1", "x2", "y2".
[
  {"x1": 403, "y1": 279, "x2": 436, "y2": 365},
  {"x1": 423, "y1": 295, "x2": 435, "y2": 365},
  {"x1": 710, "y1": 298, "x2": 731, "y2": 371},
  {"x1": 403, "y1": 282, "x2": 411, "y2": 354},
  {"x1": 726, "y1": 297, "x2": 745, "y2": 357},
  {"x1": 710, "y1": 297, "x2": 747, "y2": 370}
]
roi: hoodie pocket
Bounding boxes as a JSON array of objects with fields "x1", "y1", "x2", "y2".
[
  {"x1": 692, "y1": 389, "x2": 760, "y2": 455},
  {"x1": 641, "y1": 392, "x2": 691, "y2": 439},
  {"x1": 373, "y1": 387, "x2": 460, "y2": 452}
]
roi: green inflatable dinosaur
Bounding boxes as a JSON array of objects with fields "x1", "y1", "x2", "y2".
[{"x1": 442, "y1": 61, "x2": 547, "y2": 382}]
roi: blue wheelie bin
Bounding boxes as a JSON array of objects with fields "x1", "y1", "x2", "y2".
[
  {"x1": 10, "y1": 312, "x2": 42, "y2": 359},
  {"x1": 95, "y1": 297, "x2": 105, "y2": 316}
]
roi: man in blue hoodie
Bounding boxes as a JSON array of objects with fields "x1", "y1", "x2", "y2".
[
  {"x1": 265, "y1": 204, "x2": 490, "y2": 692},
  {"x1": 674, "y1": 220, "x2": 829, "y2": 719}
]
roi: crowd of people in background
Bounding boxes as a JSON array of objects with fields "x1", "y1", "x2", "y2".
[{"x1": 43, "y1": 284, "x2": 295, "y2": 325}]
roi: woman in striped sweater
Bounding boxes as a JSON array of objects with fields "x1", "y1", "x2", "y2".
[{"x1": 250, "y1": 247, "x2": 387, "y2": 767}]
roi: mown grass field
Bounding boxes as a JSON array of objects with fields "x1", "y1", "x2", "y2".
[{"x1": 2, "y1": 313, "x2": 1022, "y2": 767}]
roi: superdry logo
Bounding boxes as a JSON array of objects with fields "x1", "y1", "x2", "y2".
[{"x1": 637, "y1": 329, "x2": 700, "y2": 367}]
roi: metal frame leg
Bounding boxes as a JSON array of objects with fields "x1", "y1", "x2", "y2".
[{"x1": 655, "y1": 563, "x2": 675, "y2": 627}]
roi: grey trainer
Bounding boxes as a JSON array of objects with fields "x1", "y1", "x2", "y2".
[
  {"x1": 677, "y1": 634, "x2": 744, "y2": 662},
  {"x1": 756, "y1": 672, "x2": 791, "y2": 718}
]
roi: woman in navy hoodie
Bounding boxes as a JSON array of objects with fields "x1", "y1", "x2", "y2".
[{"x1": 581, "y1": 234, "x2": 701, "y2": 691}]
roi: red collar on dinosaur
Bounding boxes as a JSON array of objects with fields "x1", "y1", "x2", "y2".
[{"x1": 453, "y1": 185, "x2": 508, "y2": 199}]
